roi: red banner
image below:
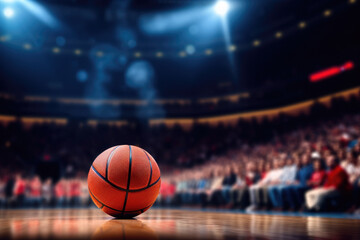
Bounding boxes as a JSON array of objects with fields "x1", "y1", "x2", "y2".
[{"x1": 309, "y1": 61, "x2": 354, "y2": 82}]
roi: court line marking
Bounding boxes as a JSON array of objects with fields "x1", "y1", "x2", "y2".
[{"x1": 91, "y1": 165, "x2": 160, "y2": 192}]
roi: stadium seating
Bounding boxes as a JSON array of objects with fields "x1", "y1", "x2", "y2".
[{"x1": 1, "y1": 93, "x2": 360, "y2": 213}]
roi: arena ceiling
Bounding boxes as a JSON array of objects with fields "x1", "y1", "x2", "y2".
[{"x1": 0, "y1": 0, "x2": 359, "y2": 100}]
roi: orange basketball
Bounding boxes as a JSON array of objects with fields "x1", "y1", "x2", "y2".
[{"x1": 88, "y1": 145, "x2": 161, "y2": 218}]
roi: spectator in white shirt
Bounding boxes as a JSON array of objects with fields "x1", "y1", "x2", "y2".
[
  {"x1": 341, "y1": 151, "x2": 356, "y2": 176},
  {"x1": 246, "y1": 158, "x2": 285, "y2": 211},
  {"x1": 268, "y1": 157, "x2": 299, "y2": 209}
]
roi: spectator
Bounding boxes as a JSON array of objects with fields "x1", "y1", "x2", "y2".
[
  {"x1": 282, "y1": 154, "x2": 313, "y2": 210},
  {"x1": 4, "y1": 175, "x2": 14, "y2": 208},
  {"x1": 351, "y1": 155, "x2": 360, "y2": 212},
  {"x1": 42, "y1": 178, "x2": 53, "y2": 207},
  {"x1": 247, "y1": 159, "x2": 284, "y2": 211},
  {"x1": 305, "y1": 155, "x2": 351, "y2": 211},
  {"x1": 70, "y1": 178, "x2": 82, "y2": 207},
  {"x1": 307, "y1": 159, "x2": 327, "y2": 189},
  {"x1": 268, "y1": 157, "x2": 298, "y2": 210},
  {"x1": 80, "y1": 177, "x2": 90, "y2": 207},
  {"x1": 0, "y1": 177, "x2": 5, "y2": 208},
  {"x1": 64, "y1": 179, "x2": 71, "y2": 207},
  {"x1": 245, "y1": 162, "x2": 260, "y2": 186},
  {"x1": 230, "y1": 165, "x2": 248, "y2": 209},
  {"x1": 13, "y1": 174, "x2": 26, "y2": 208},
  {"x1": 174, "y1": 175, "x2": 187, "y2": 205},
  {"x1": 221, "y1": 166, "x2": 237, "y2": 205},
  {"x1": 208, "y1": 169, "x2": 225, "y2": 206},
  {"x1": 55, "y1": 178, "x2": 65, "y2": 207},
  {"x1": 197, "y1": 171, "x2": 213, "y2": 208},
  {"x1": 29, "y1": 176, "x2": 42, "y2": 207},
  {"x1": 341, "y1": 151, "x2": 356, "y2": 176}
]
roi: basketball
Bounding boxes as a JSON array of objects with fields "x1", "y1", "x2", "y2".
[{"x1": 87, "y1": 145, "x2": 161, "y2": 218}]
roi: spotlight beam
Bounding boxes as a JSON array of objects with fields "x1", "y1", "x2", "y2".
[
  {"x1": 214, "y1": 1, "x2": 239, "y2": 86},
  {"x1": 19, "y1": 0, "x2": 61, "y2": 28}
]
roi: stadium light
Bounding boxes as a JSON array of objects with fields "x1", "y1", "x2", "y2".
[
  {"x1": 52, "y1": 47, "x2": 60, "y2": 54},
  {"x1": 74, "y1": 49, "x2": 82, "y2": 55},
  {"x1": 214, "y1": 1, "x2": 230, "y2": 16},
  {"x1": 156, "y1": 52, "x2": 163, "y2": 58},
  {"x1": 253, "y1": 40, "x2": 261, "y2": 47},
  {"x1": 205, "y1": 49, "x2": 213, "y2": 55},
  {"x1": 275, "y1": 31, "x2": 283, "y2": 39},
  {"x1": 0, "y1": 35, "x2": 10, "y2": 42},
  {"x1": 134, "y1": 52, "x2": 141, "y2": 58},
  {"x1": 3, "y1": 7, "x2": 14, "y2": 18},
  {"x1": 23, "y1": 43, "x2": 32, "y2": 50}
]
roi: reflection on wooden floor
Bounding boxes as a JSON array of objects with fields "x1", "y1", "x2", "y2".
[{"x1": 0, "y1": 209, "x2": 360, "y2": 239}]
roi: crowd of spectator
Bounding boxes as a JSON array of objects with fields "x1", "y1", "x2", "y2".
[
  {"x1": 0, "y1": 95, "x2": 360, "y2": 213},
  {"x1": 159, "y1": 112, "x2": 360, "y2": 213},
  {"x1": 0, "y1": 173, "x2": 89, "y2": 209}
]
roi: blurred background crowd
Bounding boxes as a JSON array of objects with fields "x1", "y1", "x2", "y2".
[
  {"x1": 1, "y1": 93, "x2": 360, "y2": 213},
  {"x1": 0, "y1": 174, "x2": 89, "y2": 209}
]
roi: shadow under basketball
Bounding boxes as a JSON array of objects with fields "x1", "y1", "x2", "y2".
[{"x1": 92, "y1": 219, "x2": 158, "y2": 240}]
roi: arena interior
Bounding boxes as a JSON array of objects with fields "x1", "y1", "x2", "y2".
[{"x1": 0, "y1": 0, "x2": 360, "y2": 239}]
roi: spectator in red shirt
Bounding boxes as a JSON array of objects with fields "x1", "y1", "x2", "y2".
[
  {"x1": 307, "y1": 159, "x2": 326, "y2": 189},
  {"x1": 70, "y1": 178, "x2": 81, "y2": 207},
  {"x1": 13, "y1": 174, "x2": 26, "y2": 208},
  {"x1": 29, "y1": 176, "x2": 42, "y2": 207},
  {"x1": 305, "y1": 155, "x2": 351, "y2": 211},
  {"x1": 159, "y1": 179, "x2": 176, "y2": 206},
  {"x1": 55, "y1": 178, "x2": 65, "y2": 207}
]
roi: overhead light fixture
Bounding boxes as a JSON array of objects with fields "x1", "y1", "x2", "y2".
[
  {"x1": 228, "y1": 45, "x2": 236, "y2": 52},
  {"x1": 298, "y1": 21, "x2": 306, "y2": 29},
  {"x1": 253, "y1": 40, "x2": 261, "y2": 47},
  {"x1": 205, "y1": 49, "x2": 213, "y2": 55},
  {"x1": 3, "y1": 7, "x2": 15, "y2": 18},
  {"x1": 156, "y1": 52, "x2": 163, "y2": 58},
  {"x1": 275, "y1": 31, "x2": 283, "y2": 38},
  {"x1": 214, "y1": 1, "x2": 230, "y2": 16},
  {"x1": 52, "y1": 47, "x2": 60, "y2": 54}
]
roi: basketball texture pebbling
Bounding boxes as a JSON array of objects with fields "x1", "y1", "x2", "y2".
[{"x1": 88, "y1": 145, "x2": 161, "y2": 218}]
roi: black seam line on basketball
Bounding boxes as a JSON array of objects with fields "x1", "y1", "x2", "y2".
[
  {"x1": 106, "y1": 146, "x2": 120, "y2": 180},
  {"x1": 122, "y1": 145, "x2": 133, "y2": 215},
  {"x1": 91, "y1": 165, "x2": 161, "y2": 192},
  {"x1": 88, "y1": 188, "x2": 104, "y2": 209},
  {"x1": 89, "y1": 188, "x2": 151, "y2": 213},
  {"x1": 143, "y1": 150, "x2": 153, "y2": 187}
]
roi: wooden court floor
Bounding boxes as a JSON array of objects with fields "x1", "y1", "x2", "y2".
[{"x1": 0, "y1": 209, "x2": 360, "y2": 240}]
